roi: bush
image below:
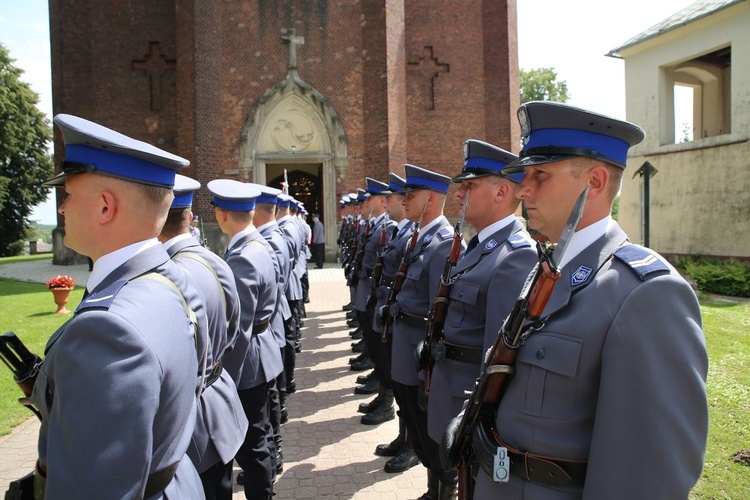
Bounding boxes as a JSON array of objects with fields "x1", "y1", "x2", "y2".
[{"x1": 677, "y1": 257, "x2": 750, "y2": 298}]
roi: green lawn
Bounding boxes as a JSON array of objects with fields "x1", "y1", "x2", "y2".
[
  {"x1": 0, "y1": 277, "x2": 747, "y2": 496},
  {"x1": 0, "y1": 254, "x2": 53, "y2": 265}
]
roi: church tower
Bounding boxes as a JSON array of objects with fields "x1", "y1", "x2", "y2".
[{"x1": 49, "y1": 0, "x2": 519, "y2": 263}]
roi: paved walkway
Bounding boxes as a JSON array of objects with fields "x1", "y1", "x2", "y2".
[{"x1": 0, "y1": 259, "x2": 427, "y2": 498}]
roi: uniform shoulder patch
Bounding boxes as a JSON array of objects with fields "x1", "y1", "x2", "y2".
[
  {"x1": 508, "y1": 233, "x2": 532, "y2": 250},
  {"x1": 75, "y1": 280, "x2": 129, "y2": 313},
  {"x1": 614, "y1": 245, "x2": 670, "y2": 281}
]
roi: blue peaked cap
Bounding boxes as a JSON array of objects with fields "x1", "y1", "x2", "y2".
[
  {"x1": 246, "y1": 183, "x2": 281, "y2": 205},
  {"x1": 365, "y1": 177, "x2": 389, "y2": 196},
  {"x1": 452, "y1": 140, "x2": 522, "y2": 183},
  {"x1": 46, "y1": 114, "x2": 189, "y2": 188},
  {"x1": 172, "y1": 174, "x2": 201, "y2": 208},
  {"x1": 207, "y1": 179, "x2": 260, "y2": 211},
  {"x1": 401, "y1": 164, "x2": 451, "y2": 194},
  {"x1": 502, "y1": 101, "x2": 646, "y2": 176}
]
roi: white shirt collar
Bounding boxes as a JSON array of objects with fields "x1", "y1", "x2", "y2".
[
  {"x1": 88, "y1": 238, "x2": 160, "y2": 292},
  {"x1": 477, "y1": 214, "x2": 517, "y2": 243},
  {"x1": 228, "y1": 225, "x2": 256, "y2": 251},
  {"x1": 396, "y1": 218, "x2": 410, "y2": 230},
  {"x1": 558, "y1": 216, "x2": 613, "y2": 269}
]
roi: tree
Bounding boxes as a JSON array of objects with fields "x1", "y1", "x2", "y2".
[
  {"x1": 0, "y1": 43, "x2": 54, "y2": 256},
  {"x1": 520, "y1": 67, "x2": 570, "y2": 103}
]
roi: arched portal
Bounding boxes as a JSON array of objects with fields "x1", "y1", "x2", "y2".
[{"x1": 240, "y1": 71, "x2": 347, "y2": 262}]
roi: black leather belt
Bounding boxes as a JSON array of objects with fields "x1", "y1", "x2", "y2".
[
  {"x1": 252, "y1": 320, "x2": 270, "y2": 334},
  {"x1": 444, "y1": 342, "x2": 484, "y2": 364},
  {"x1": 381, "y1": 275, "x2": 394, "y2": 287},
  {"x1": 472, "y1": 417, "x2": 587, "y2": 488},
  {"x1": 203, "y1": 361, "x2": 223, "y2": 389},
  {"x1": 144, "y1": 462, "x2": 179, "y2": 497},
  {"x1": 395, "y1": 311, "x2": 428, "y2": 329}
]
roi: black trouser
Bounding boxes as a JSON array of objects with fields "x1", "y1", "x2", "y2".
[
  {"x1": 267, "y1": 379, "x2": 281, "y2": 481},
  {"x1": 283, "y1": 316, "x2": 297, "y2": 384},
  {"x1": 314, "y1": 243, "x2": 325, "y2": 267},
  {"x1": 393, "y1": 381, "x2": 458, "y2": 484},
  {"x1": 236, "y1": 382, "x2": 273, "y2": 500},
  {"x1": 199, "y1": 459, "x2": 233, "y2": 500},
  {"x1": 370, "y1": 327, "x2": 393, "y2": 389}
]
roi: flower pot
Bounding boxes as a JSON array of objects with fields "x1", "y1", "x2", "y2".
[{"x1": 51, "y1": 287, "x2": 73, "y2": 314}]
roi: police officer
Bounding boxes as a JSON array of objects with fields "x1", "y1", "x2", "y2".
[
  {"x1": 369, "y1": 172, "x2": 421, "y2": 473},
  {"x1": 452, "y1": 101, "x2": 709, "y2": 498},
  {"x1": 425, "y1": 141, "x2": 537, "y2": 487},
  {"x1": 35, "y1": 114, "x2": 208, "y2": 498},
  {"x1": 159, "y1": 175, "x2": 248, "y2": 499},
  {"x1": 353, "y1": 177, "x2": 397, "y2": 425},
  {"x1": 390, "y1": 164, "x2": 465, "y2": 499},
  {"x1": 251, "y1": 184, "x2": 293, "y2": 471},
  {"x1": 276, "y1": 193, "x2": 304, "y2": 387},
  {"x1": 209, "y1": 179, "x2": 282, "y2": 500}
]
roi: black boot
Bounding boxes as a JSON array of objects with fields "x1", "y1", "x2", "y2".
[
  {"x1": 349, "y1": 352, "x2": 367, "y2": 364},
  {"x1": 346, "y1": 310, "x2": 357, "y2": 319},
  {"x1": 357, "y1": 393, "x2": 383, "y2": 414},
  {"x1": 384, "y1": 444, "x2": 419, "y2": 473},
  {"x1": 356, "y1": 370, "x2": 376, "y2": 385},
  {"x1": 349, "y1": 328, "x2": 363, "y2": 339},
  {"x1": 351, "y1": 338, "x2": 365, "y2": 353},
  {"x1": 376, "y1": 416, "x2": 407, "y2": 456},
  {"x1": 354, "y1": 377, "x2": 380, "y2": 394},
  {"x1": 418, "y1": 469, "x2": 440, "y2": 500},
  {"x1": 343, "y1": 302, "x2": 354, "y2": 311},
  {"x1": 350, "y1": 358, "x2": 374, "y2": 371},
  {"x1": 361, "y1": 388, "x2": 395, "y2": 425},
  {"x1": 438, "y1": 480, "x2": 458, "y2": 500},
  {"x1": 347, "y1": 317, "x2": 359, "y2": 328}
]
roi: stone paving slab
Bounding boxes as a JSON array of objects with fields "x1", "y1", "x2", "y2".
[{"x1": 0, "y1": 262, "x2": 428, "y2": 498}]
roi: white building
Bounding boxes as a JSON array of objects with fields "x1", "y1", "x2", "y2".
[{"x1": 608, "y1": 0, "x2": 750, "y2": 259}]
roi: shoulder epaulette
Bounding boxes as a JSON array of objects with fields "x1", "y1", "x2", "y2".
[
  {"x1": 437, "y1": 226, "x2": 454, "y2": 241},
  {"x1": 75, "y1": 280, "x2": 129, "y2": 313},
  {"x1": 508, "y1": 233, "x2": 532, "y2": 250},
  {"x1": 614, "y1": 244, "x2": 670, "y2": 281}
]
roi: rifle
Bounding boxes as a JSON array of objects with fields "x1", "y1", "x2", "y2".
[
  {"x1": 0, "y1": 332, "x2": 43, "y2": 420},
  {"x1": 350, "y1": 209, "x2": 373, "y2": 287},
  {"x1": 420, "y1": 189, "x2": 469, "y2": 394},
  {"x1": 380, "y1": 202, "x2": 428, "y2": 343},
  {"x1": 367, "y1": 214, "x2": 390, "y2": 312},
  {"x1": 449, "y1": 186, "x2": 588, "y2": 499}
]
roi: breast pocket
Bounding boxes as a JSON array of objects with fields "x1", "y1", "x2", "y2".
[
  {"x1": 405, "y1": 257, "x2": 426, "y2": 282},
  {"x1": 447, "y1": 280, "x2": 480, "y2": 328},
  {"x1": 514, "y1": 332, "x2": 582, "y2": 419}
]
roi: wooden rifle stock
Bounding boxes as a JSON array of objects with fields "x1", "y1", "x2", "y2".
[
  {"x1": 351, "y1": 219, "x2": 371, "y2": 285},
  {"x1": 380, "y1": 225, "x2": 421, "y2": 342},
  {"x1": 368, "y1": 225, "x2": 389, "y2": 311},
  {"x1": 422, "y1": 229, "x2": 463, "y2": 394},
  {"x1": 454, "y1": 253, "x2": 560, "y2": 499}
]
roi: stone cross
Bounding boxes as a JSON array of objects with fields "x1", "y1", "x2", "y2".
[
  {"x1": 408, "y1": 46, "x2": 449, "y2": 110},
  {"x1": 132, "y1": 42, "x2": 176, "y2": 111},
  {"x1": 282, "y1": 29, "x2": 305, "y2": 70}
]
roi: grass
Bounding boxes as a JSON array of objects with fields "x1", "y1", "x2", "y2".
[
  {"x1": 0, "y1": 278, "x2": 84, "y2": 433},
  {"x1": 0, "y1": 254, "x2": 53, "y2": 265},
  {"x1": 0, "y1": 275, "x2": 747, "y2": 496}
]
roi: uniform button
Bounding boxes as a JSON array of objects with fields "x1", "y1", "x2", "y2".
[
  {"x1": 536, "y1": 348, "x2": 546, "y2": 360},
  {"x1": 459, "y1": 291, "x2": 463, "y2": 297}
]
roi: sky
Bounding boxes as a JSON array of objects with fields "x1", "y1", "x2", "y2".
[{"x1": 1, "y1": 0, "x2": 697, "y2": 225}]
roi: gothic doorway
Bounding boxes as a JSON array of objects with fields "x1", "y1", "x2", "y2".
[{"x1": 268, "y1": 165, "x2": 323, "y2": 223}]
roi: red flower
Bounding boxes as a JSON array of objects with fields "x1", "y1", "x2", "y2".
[{"x1": 46, "y1": 275, "x2": 75, "y2": 289}]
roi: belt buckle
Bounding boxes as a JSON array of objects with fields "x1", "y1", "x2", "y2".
[
  {"x1": 388, "y1": 302, "x2": 400, "y2": 319},
  {"x1": 493, "y1": 447, "x2": 510, "y2": 483}
]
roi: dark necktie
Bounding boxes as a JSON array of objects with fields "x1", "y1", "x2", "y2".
[{"x1": 466, "y1": 235, "x2": 479, "y2": 253}]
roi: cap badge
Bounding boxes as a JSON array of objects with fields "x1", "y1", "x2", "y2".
[{"x1": 571, "y1": 265, "x2": 593, "y2": 286}]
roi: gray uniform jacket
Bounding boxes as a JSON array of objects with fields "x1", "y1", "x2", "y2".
[
  {"x1": 168, "y1": 236, "x2": 249, "y2": 472},
  {"x1": 32, "y1": 245, "x2": 207, "y2": 499},
  {"x1": 354, "y1": 215, "x2": 395, "y2": 311},
  {"x1": 312, "y1": 220, "x2": 325, "y2": 244},
  {"x1": 475, "y1": 223, "x2": 708, "y2": 499},
  {"x1": 427, "y1": 220, "x2": 537, "y2": 442},
  {"x1": 391, "y1": 216, "x2": 465, "y2": 386},
  {"x1": 260, "y1": 223, "x2": 293, "y2": 348},
  {"x1": 278, "y1": 216, "x2": 304, "y2": 301},
  {"x1": 222, "y1": 230, "x2": 284, "y2": 390},
  {"x1": 372, "y1": 221, "x2": 414, "y2": 333}
]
